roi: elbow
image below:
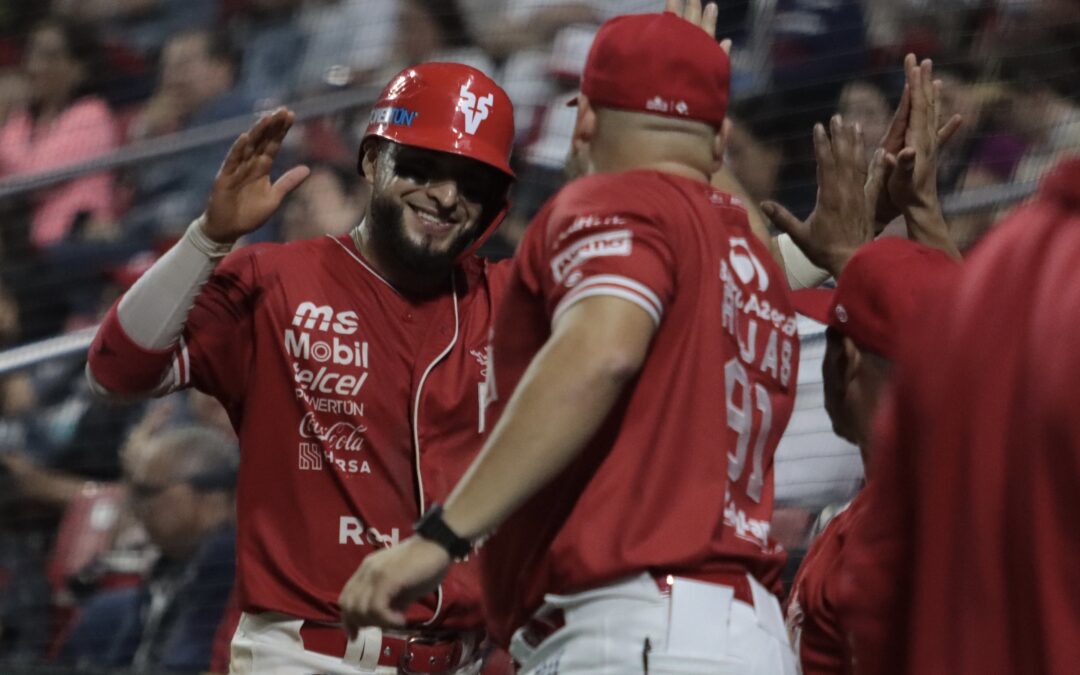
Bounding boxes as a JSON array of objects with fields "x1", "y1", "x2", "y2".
[
  {"x1": 591, "y1": 343, "x2": 648, "y2": 389},
  {"x1": 85, "y1": 362, "x2": 123, "y2": 400},
  {"x1": 84, "y1": 361, "x2": 155, "y2": 402}
]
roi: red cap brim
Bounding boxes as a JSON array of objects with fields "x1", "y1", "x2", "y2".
[{"x1": 790, "y1": 288, "x2": 834, "y2": 324}]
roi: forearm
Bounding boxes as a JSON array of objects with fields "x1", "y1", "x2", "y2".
[
  {"x1": 117, "y1": 215, "x2": 231, "y2": 349},
  {"x1": 28, "y1": 473, "x2": 84, "y2": 508},
  {"x1": 87, "y1": 216, "x2": 231, "y2": 396},
  {"x1": 10, "y1": 464, "x2": 85, "y2": 509},
  {"x1": 442, "y1": 308, "x2": 647, "y2": 540},
  {"x1": 904, "y1": 206, "x2": 961, "y2": 260}
]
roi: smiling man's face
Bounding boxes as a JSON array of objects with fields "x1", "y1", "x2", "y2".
[{"x1": 363, "y1": 141, "x2": 508, "y2": 270}]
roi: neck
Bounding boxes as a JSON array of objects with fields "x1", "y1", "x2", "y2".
[
  {"x1": 351, "y1": 222, "x2": 454, "y2": 298},
  {"x1": 590, "y1": 139, "x2": 712, "y2": 184}
]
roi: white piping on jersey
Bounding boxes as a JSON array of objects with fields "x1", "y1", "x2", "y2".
[
  {"x1": 413, "y1": 274, "x2": 459, "y2": 627},
  {"x1": 166, "y1": 335, "x2": 190, "y2": 394},
  {"x1": 552, "y1": 274, "x2": 664, "y2": 326},
  {"x1": 180, "y1": 336, "x2": 190, "y2": 386},
  {"x1": 329, "y1": 228, "x2": 401, "y2": 296}
]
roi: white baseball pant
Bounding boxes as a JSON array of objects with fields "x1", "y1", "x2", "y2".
[{"x1": 509, "y1": 573, "x2": 798, "y2": 674}]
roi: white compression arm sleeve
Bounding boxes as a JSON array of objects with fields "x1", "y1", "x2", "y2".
[
  {"x1": 116, "y1": 216, "x2": 234, "y2": 350},
  {"x1": 777, "y1": 233, "x2": 831, "y2": 290}
]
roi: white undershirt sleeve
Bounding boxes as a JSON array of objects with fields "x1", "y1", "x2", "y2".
[
  {"x1": 777, "y1": 233, "x2": 831, "y2": 290},
  {"x1": 117, "y1": 215, "x2": 234, "y2": 350}
]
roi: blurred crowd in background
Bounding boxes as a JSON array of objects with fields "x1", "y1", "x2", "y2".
[{"x1": 0, "y1": 0, "x2": 1077, "y2": 672}]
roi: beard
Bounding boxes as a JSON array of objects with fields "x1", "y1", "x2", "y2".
[{"x1": 367, "y1": 193, "x2": 479, "y2": 281}]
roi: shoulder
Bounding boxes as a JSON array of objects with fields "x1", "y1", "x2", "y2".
[
  {"x1": 456, "y1": 255, "x2": 516, "y2": 300},
  {"x1": 230, "y1": 236, "x2": 335, "y2": 268},
  {"x1": 549, "y1": 171, "x2": 674, "y2": 220}
]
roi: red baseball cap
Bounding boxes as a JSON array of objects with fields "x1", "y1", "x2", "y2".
[
  {"x1": 569, "y1": 12, "x2": 730, "y2": 128},
  {"x1": 790, "y1": 238, "x2": 960, "y2": 359}
]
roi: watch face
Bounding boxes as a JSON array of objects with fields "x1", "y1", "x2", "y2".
[{"x1": 417, "y1": 505, "x2": 471, "y2": 560}]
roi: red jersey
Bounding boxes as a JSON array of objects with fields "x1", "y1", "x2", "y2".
[
  {"x1": 479, "y1": 170, "x2": 799, "y2": 645},
  {"x1": 89, "y1": 234, "x2": 510, "y2": 628},
  {"x1": 785, "y1": 491, "x2": 867, "y2": 675},
  {"x1": 842, "y1": 157, "x2": 1080, "y2": 675}
]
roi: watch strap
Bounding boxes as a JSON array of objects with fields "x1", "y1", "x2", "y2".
[{"x1": 414, "y1": 503, "x2": 471, "y2": 560}]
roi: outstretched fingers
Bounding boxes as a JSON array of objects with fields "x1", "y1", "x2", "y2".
[
  {"x1": 219, "y1": 132, "x2": 252, "y2": 183},
  {"x1": 272, "y1": 165, "x2": 312, "y2": 201},
  {"x1": 665, "y1": 0, "x2": 718, "y2": 37},
  {"x1": 761, "y1": 200, "x2": 808, "y2": 247},
  {"x1": 937, "y1": 113, "x2": 964, "y2": 147}
]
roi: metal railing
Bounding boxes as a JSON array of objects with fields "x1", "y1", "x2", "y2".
[{"x1": 0, "y1": 84, "x2": 380, "y2": 200}]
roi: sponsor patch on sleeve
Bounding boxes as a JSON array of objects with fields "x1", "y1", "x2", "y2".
[{"x1": 550, "y1": 229, "x2": 633, "y2": 283}]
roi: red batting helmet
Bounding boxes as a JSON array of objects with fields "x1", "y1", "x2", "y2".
[{"x1": 360, "y1": 62, "x2": 515, "y2": 179}]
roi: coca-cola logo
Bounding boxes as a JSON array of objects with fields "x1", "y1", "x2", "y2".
[{"x1": 299, "y1": 412, "x2": 367, "y2": 452}]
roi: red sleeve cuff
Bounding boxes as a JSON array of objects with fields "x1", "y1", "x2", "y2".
[{"x1": 87, "y1": 303, "x2": 177, "y2": 395}]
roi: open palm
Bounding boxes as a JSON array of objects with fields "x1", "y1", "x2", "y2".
[{"x1": 203, "y1": 108, "x2": 311, "y2": 244}]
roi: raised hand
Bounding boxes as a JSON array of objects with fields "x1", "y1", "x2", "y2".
[
  {"x1": 202, "y1": 108, "x2": 311, "y2": 244},
  {"x1": 874, "y1": 54, "x2": 963, "y2": 230},
  {"x1": 887, "y1": 58, "x2": 962, "y2": 258},
  {"x1": 664, "y1": 0, "x2": 731, "y2": 52},
  {"x1": 761, "y1": 116, "x2": 887, "y2": 277}
]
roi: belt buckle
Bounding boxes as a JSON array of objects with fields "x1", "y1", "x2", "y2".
[{"x1": 400, "y1": 634, "x2": 458, "y2": 675}]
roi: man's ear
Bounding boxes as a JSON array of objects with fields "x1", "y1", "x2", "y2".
[
  {"x1": 570, "y1": 95, "x2": 597, "y2": 160},
  {"x1": 359, "y1": 140, "x2": 380, "y2": 183},
  {"x1": 712, "y1": 118, "x2": 731, "y2": 173},
  {"x1": 841, "y1": 335, "x2": 863, "y2": 387}
]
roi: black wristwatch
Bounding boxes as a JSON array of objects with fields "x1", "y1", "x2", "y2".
[{"x1": 413, "y1": 504, "x2": 472, "y2": 560}]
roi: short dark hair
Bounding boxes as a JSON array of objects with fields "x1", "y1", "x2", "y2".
[
  {"x1": 153, "y1": 426, "x2": 239, "y2": 493},
  {"x1": 29, "y1": 16, "x2": 106, "y2": 98}
]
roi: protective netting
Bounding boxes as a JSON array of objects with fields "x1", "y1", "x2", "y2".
[{"x1": 0, "y1": 1, "x2": 1076, "y2": 672}]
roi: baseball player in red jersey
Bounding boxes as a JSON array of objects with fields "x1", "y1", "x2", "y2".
[
  {"x1": 337, "y1": 5, "x2": 833, "y2": 673},
  {"x1": 784, "y1": 238, "x2": 959, "y2": 675},
  {"x1": 842, "y1": 155, "x2": 1080, "y2": 675},
  {"x1": 87, "y1": 63, "x2": 516, "y2": 673}
]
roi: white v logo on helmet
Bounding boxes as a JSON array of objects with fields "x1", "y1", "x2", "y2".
[{"x1": 458, "y1": 84, "x2": 493, "y2": 135}]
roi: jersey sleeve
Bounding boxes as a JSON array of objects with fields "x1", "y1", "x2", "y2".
[
  {"x1": 88, "y1": 246, "x2": 261, "y2": 408},
  {"x1": 538, "y1": 209, "x2": 676, "y2": 327},
  {"x1": 174, "y1": 247, "x2": 261, "y2": 407}
]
